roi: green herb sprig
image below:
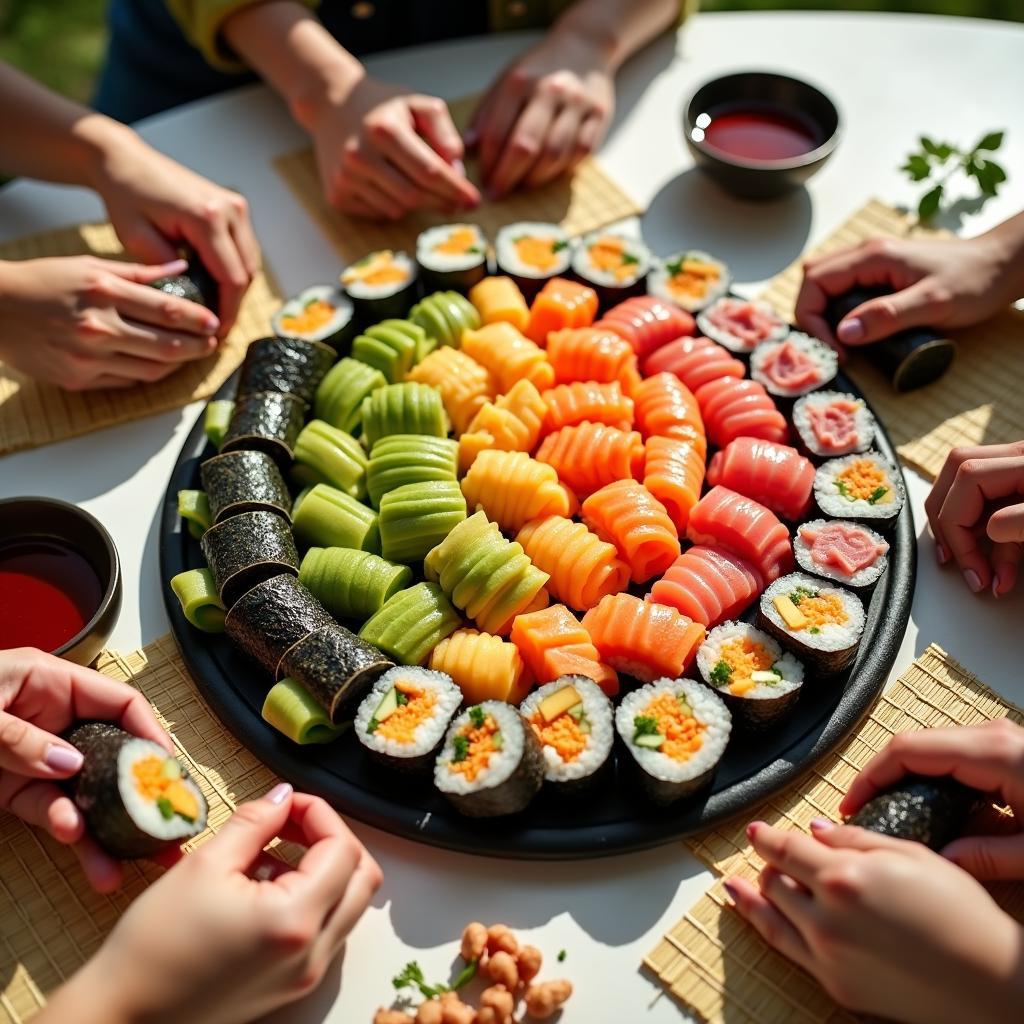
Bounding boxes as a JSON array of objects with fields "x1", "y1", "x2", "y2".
[
  {"x1": 900, "y1": 131, "x2": 1007, "y2": 221},
  {"x1": 392, "y1": 958, "x2": 477, "y2": 1001}
]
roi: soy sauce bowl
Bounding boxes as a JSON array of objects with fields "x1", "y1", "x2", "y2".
[
  {"x1": 684, "y1": 71, "x2": 840, "y2": 199},
  {"x1": 0, "y1": 497, "x2": 121, "y2": 666}
]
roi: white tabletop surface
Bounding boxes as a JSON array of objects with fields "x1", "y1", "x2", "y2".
[{"x1": 2, "y1": 11, "x2": 1024, "y2": 1022}]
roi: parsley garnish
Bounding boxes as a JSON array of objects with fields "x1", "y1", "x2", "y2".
[
  {"x1": 867, "y1": 486, "x2": 889, "y2": 505},
  {"x1": 552, "y1": 239, "x2": 569, "y2": 253},
  {"x1": 709, "y1": 660, "x2": 732, "y2": 687},
  {"x1": 469, "y1": 705, "x2": 486, "y2": 729},
  {"x1": 367, "y1": 718, "x2": 380, "y2": 734},
  {"x1": 452, "y1": 735, "x2": 470, "y2": 763},
  {"x1": 467, "y1": 246, "x2": 482, "y2": 255},
  {"x1": 666, "y1": 258, "x2": 683, "y2": 277},
  {"x1": 392, "y1": 958, "x2": 476, "y2": 1001},
  {"x1": 835, "y1": 479, "x2": 852, "y2": 500},
  {"x1": 156, "y1": 796, "x2": 175, "y2": 821},
  {"x1": 557, "y1": 949, "x2": 567, "y2": 962},
  {"x1": 809, "y1": 626, "x2": 821, "y2": 634},
  {"x1": 633, "y1": 715, "x2": 659, "y2": 742},
  {"x1": 621, "y1": 252, "x2": 640, "y2": 266},
  {"x1": 396, "y1": 691, "x2": 409, "y2": 706},
  {"x1": 789, "y1": 585, "x2": 817, "y2": 606}
]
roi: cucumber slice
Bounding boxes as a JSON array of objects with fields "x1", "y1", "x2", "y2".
[{"x1": 634, "y1": 733, "x2": 665, "y2": 750}]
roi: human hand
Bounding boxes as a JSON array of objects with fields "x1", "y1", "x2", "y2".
[
  {"x1": 841, "y1": 720, "x2": 1024, "y2": 880},
  {"x1": 0, "y1": 647, "x2": 171, "y2": 891},
  {"x1": 923, "y1": 441, "x2": 1024, "y2": 596},
  {"x1": 727, "y1": 819, "x2": 1023, "y2": 1023},
  {"x1": 468, "y1": 31, "x2": 614, "y2": 199},
  {"x1": 0, "y1": 254, "x2": 222, "y2": 390}
]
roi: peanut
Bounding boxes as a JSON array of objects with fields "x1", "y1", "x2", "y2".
[
  {"x1": 373, "y1": 1010, "x2": 414, "y2": 1024},
  {"x1": 485, "y1": 950, "x2": 519, "y2": 990},
  {"x1": 480, "y1": 983, "x2": 515, "y2": 1022},
  {"x1": 486, "y1": 924, "x2": 519, "y2": 958},
  {"x1": 460, "y1": 921, "x2": 489, "y2": 963},
  {"x1": 516, "y1": 944, "x2": 543, "y2": 985},
  {"x1": 415, "y1": 999, "x2": 443, "y2": 1024},
  {"x1": 525, "y1": 979, "x2": 573, "y2": 1020}
]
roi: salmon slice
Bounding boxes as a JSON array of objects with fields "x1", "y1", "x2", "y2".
[
  {"x1": 633, "y1": 372, "x2": 705, "y2": 442},
  {"x1": 643, "y1": 336, "x2": 746, "y2": 392},
  {"x1": 650, "y1": 545, "x2": 764, "y2": 627},
  {"x1": 643, "y1": 436, "x2": 706, "y2": 531},
  {"x1": 596, "y1": 296, "x2": 695, "y2": 359},
  {"x1": 707, "y1": 437, "x2": 815, "y2": 521}
]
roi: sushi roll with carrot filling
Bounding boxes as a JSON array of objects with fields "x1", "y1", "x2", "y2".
[
  {"x1": 814, "y1": 451, "x2": 905, "y2": 526},
  {"x1": 758, "y1": 573, "x2": 865, "y2": 674},
  {"x1": 615, "y1": 677, "x2": 731, "y2": 805},
  {"x1": 273, "y1": 285, "x2": 356, "y2": 352},
  {"x1": 495, "y1": 222, "x2": 573, "y2": 301},
  {"x1": 355, "y1": 666, "x2": 461, "y2": 774},
  {"x1": 571, "y1": 231, "x2": 651, "y2": 307},
  {"x1": 696, "y1": 622, "x2": 804, "y2": 731},
  {"x1": 434, "y1": 702, "x2": 544, "y2": 817},
  {"x1": 697, "y1": 297, "x2": 789, "y2": 354},
  {"x1": 520, "y1": 676, "x2": 614, "y2": 792},
  {"x1": 416, "y1": 224, "x2": 488, "y2": 294},
  {"x1": 792, "y1": 391, "x2": 876, "y2": 458},
  {"x1": 647, "y1": 250, "x2": 730, "y2": 313},
  {"x1": 341, "y1": 250, "x2": 418, "y2": 323},
  {"x1": 750, "y1": 332, "x2": 838, "y2": 399},
  {"x1": 795, "y1": 519, "x2": 889, "y2": 589}
]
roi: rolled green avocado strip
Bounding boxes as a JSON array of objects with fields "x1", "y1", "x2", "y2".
[
  {"x1": 314, "y1": 357, "x2": 386, "y2": 434},
  {"x1": 237, "y1": 336, "x2": 336, "y2": 403},
  {"x1": 299, "y1": 547, "x2": 411, "y2": 621},
  {"x1": 351, "y1": 320, "x2": 423, "y2": 383},
  {"x1": 170, "y1": 568, "x2": 226, "y2": 632},
  {"x1": 200, "y1": 510, "x2": 300, "y2": 606},
  {"x1": 291, "y1": 419, "x2": 368, "y2": 499},
  {"x1": 378, "y1": 480, "x2": 467, "y2": 564},
  {"x1": 200, "y1": 450, "x2": 292, "y2": 523},
  {"x1": 291, "y1": 483, "x2": 380, "y2": 553},
  {"x1": 178, "y1": 489, "x2": 212, "y2": 539},
  {"x1": 221, "y1": 391, "x2": 307, "y2": 467},
  {"x1": 358, "y1": 582, "x2": 461, "y2": 665},
  {"x1": 262, "y1": 677, "x2": 350, "y2": 744},
  {"x1": 365, "y1": 434, "x2": 458, "y2": 508},
  {"x1": 409, "y1": 291, "x2": 480, "y2": 348},
  {"x1": 360, "y1": 381, "x2": 447, "y2": 449},
  {"x1": 204, "y1": 400, "x2": 235, "y2": 449}
]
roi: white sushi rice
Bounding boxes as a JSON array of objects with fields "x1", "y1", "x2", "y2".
[
  {"x1": 814, "y1": 451, "x2": 905, "y2": 521},
  {"x1": 696, "y1": 621, "x2": 804, "y2": 702},
  {"x1": 434, "y1": 701, "x2": 526, "y2": 795},
  {"x1": 272, "y1": 284, "x2": 353, "y2": 344},
  {"x1": 795, "y1": 518, "x2": 890, "y2": 588},
  {"x1": 571, "y1": 230, "x2": 651, "y2": 289},
  {"x1": 355, "y1": 666, "x2": 461, "y2": 759},
  {"x1": 750, "y1": 331, "x2": 838, "y2": 398},
  {"x1": 792, "y1": 391, "x2": 875, "y2": 457},
  {"x1": 118, "y1": 739, "x2": 206, "y2": 843},
  {"x1": 519, "y1": 677, "x2": 613, "y2": 782},
  {"x1": 495, "y1": 222, "x2": 572, "y2": 281},
  {"x1": 760, "y1": 573, "x2": 865, "y2": 655},
  {"x1": 341, "y1": 251, "x2": 416, "y2": 300},
  {"x1": 648, "y1": 250, "x2": 730, "y2": 312},
  {"x1": 615, "y1": 677, "x2": 731, "y2": 786},
  {"x1": 697, "y1": 297, "x2": 789, "y2": 353},
  {"x1": 416, "y1": 224, "x2": 487, "y2": 273}
]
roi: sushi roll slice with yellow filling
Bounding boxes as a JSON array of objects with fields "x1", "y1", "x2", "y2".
[
  {"x1": 416, "y1": 224, "x2": 488, "y2": 294},
  {"x1": 750, "y1": 331, "x2": 838, "y2": 399},
  {"x1": 495, "y1": 222, "x2": 573, "y2": 301},
  {"x1": 648, "y1": 250, "x2": 730, "y2": 313},
  {"x1": 273, "y1": 285, "x2": 356, "y2": 352},
  {"x1": 814, "y1": 451, "x2": 905, "y2": 526},
  {"x1": 341, "y1": 250, "x2": 418, "y2": 323},
  {"x1": 571, "y1": 231, "x2": 651, "y2": 307}
]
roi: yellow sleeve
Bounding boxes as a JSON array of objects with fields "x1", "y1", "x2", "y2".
[{"x1": 165, "y1": 0, "x2": 319, "y2": 72}]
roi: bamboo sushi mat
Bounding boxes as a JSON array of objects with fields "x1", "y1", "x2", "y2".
[
  {"x1": 645, "y1": 642, "x2": 1024, "y2": 1024},
  {"x1": 761, "y1": 199, "x2": 1024, "y2": 481},
  {"x1": 0, "y1": 223, "x2": 282, "y2": 456},
  {"x1": 274, "y1": 94, "x2": 643, "y2": 266}
]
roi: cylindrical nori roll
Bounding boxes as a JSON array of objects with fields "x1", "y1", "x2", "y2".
[
  {"x1": 151, "y1": 247, "x2": 218, "y2": 311},
  {"x1": 416, "y1": 225, "x2": 489, "y2": 294},
  {"x1": 224, "y1": 573, "x2": 333, "y2": 677},
  {"x1": 280, "y1": 623, "x2": 394, "y2": 723},
  {"x1": 341, "y1": 250, "x2": 419, "y2": 324},
  {"x1": 200, "y1": 450, "x2": 292, "y2": 524},
  {"x1": 273, "y1": 284, "x2": 357, "y2": 352},
  {"x1": 571, "y1": 231, "x2": 651, "y2": 309},
  {"x1": 236, "y1": 336, "x2": 337, "y2": 404},
  {"x1": 221, "y1": 391, "x2": 307, "y2": 467},
  {"x1": 201, "y1": 510, "x2": 299, "y2": 606},
  {"x1": 64, "y1": 722, "x2": 207, "y2": 859}
]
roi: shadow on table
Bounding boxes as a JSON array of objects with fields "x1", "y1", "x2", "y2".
[
  {"x1": 139, "y1": 485, "x2": 174, "y2": 644},
  {"x1": 605, "y1": 30, "x2": 678, "y2": 142},
  {"x1": 257, "y1": 950, "x2": 345, "y2": 1024}
]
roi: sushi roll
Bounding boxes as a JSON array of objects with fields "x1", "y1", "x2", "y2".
[
  {"x1": 237, "y1": 336, "x2": 337, "y2": 404},
  {"x1": 200, "y1": 449, "x2": 292, "y2": 524},
  {"x1": 814, "y1": 451, "x2": 905, "y2": 526},
  {"x1": 220, "y1": 391, "x2": 307, "y2": 468},
  {"x1": 696, "y1": 622, "x2": 804, "y2": 731},
  {"x1": 65, "y1": 722, "x2": 207, "y2": 859},
  {"x1": 697, "y1": 297, "x2": 789, "y2": 354},
  {"x1": 416, "y1": 224, "x2": 488, "y2": 294},
  {"x1": 750, "y1": 332, "x2": 838, "y2": 399},
  {"x1": 758, "y1": 572, "x2": 865, "y2": 674},
  {"x1": 792, "y1": 391, "x2": 876, "y2": 458},
  {"x1": 519, "y1": 676, "x2": 614, "y2": 792},
  {"x1": 273, "y1": 285, "x2": 356, "y2": 352},
  {"x1": 200, "y1": 510, "x2": 300, "y2": 606},
  {"x1": 341, "y1": 250, "x2": 418, "y2": 323},
  {"x1": 615, "y1": 677, "x2": 731, "y2": 805},
  {"x1": 494, "y1": 222, "x2": 573, "y2": 301},
  {"x1": 571, "y1": 231, "x2": 651, "y2": 308},
  {"x1": 794, "y1": 519, "x2": 889, "y2": 589},
  {"x1": 434, "y1": 701, "x2": 544, "y2": 817},
  {"x1": 151, "y1": 246, "x2": 218, "y2": 311},
  {"x1": 647, "y1": 250, "x2": 730, "y2": 313},
  {"x1": 355, "y1": 666, "x2": 462, "y2": 774}
]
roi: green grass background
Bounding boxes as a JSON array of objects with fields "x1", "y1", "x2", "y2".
[{"x1": 0, "y1": 0, "x2": 1020, "y2": 104}]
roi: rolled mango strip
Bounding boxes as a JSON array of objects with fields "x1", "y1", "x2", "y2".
[
  {"x1": 262, "y1": 677, "x2": 350, "y2": 744},
  {"x1": 170, "y1": 568, "x2": 226, "y2": 632},
  {"x1": 468, "y1": 276, "x2": 530, "y2": 333},
  {"x1": 292, "y1": 419, "x2": 368, "y2": 499},
  {"x1": 177, "y1": 489, "x2": 212, "y2": 539},
  {"x1": 291, "y1": 483, "x2": 380, "y2": 552},
  {"x1": 204, "y1": 400, "x2": 235, "y2": 449}
]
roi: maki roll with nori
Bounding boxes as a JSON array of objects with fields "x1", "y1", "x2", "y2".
[
  {"x1": 758, "y1": 572, "x2": 865, "y2": 674},
  {"x1": 519, "y1": 676, "x2": 614, "y2": 793},
  {"x1": 201, "y1": 510, "x2": 299, "y2": 606},
  {"x1": 236, "y1": 336, "x2": 337, "y2": 404},
  {"x1": 648, "y1": 250, "x2": 730, "y2": 313},
  {"x1": 792, "y1": 391, "x2": 876, "y2": 458},
  {"x1": 615, "y1": 677, "x2": 731, "y2": 805},
  {"x1": 200, "y1": 450, "x2": 292, "y2": 524},
  {"x1": 355, "y1": 666, "x2": 462, "y2": 773},
  {"x1": 696, "y1": 622, "x2": 804, "y2": 731},
  {"x1": 416, "y1": 225, "x2": 488, "y2": 294},
  {"x1": 571, "y1": 231, "x2": 651, "y2": 307},
  {"x1": 220, "y1": 391, "x2": 307, "y2": 467},
  {"x1": 280, "y1": 622, "x2": 394, "y2": 723},
  {"x1": 223, "y1": 573, "x2": 332, "y2": 677},
  {"x1": 273, "y1": 284, "x2": 356, "y2": 352},
  {"x1": 341, "y1": 250, "x2": 418, "y2": 323},
  {"x1": 814, "y1": 451, "x2": 905, "y2": 527},
  {"x1": 795, "y1": 519, "x2": 889, "y2": 589},
  {"x1": 65, "y1": 722, "x2": 206, "y2": 859},
  {"x1": 434, "y1": 702, "x2": 544, "y2": 817},
  {"x1": 151, "y1": 247, "x2": 218, "y2": 312},
  {"x1": 697, "y1": 297, "x2": 789, "y2": 354},
  {"x1": 495, "y1": 222, "x2": 572, "y2": 301},
  {"x1": 750, "y1": 332, "x2": 838, "y2": 399}
]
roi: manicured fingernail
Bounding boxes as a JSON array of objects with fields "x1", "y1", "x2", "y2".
[
  {"x1": 161, "y1": 258, "x2": 188, "y2": 275},
  {"x1": 204, "y1": 316, "x2": 220, "y2": 333},
  {"x1": 452, "y1": 158, "x2": 466, "y2": 176},
  {"x1": 963, "y1": 569, "x2": 983, "y2": 593},
  {"x1": 936, "y1": 543, "x2": 949, "y2": 565},
  {"x1": 266, "y1": 782, "x2": 293, "y2": 805},
  {"x1": 722, "y1": 879, "x2": 740, "y2": 905},
  {"x1": 45, "y1": 744, "x2": 84, "y2": 772},
  {"x1": 809, "y1": 817, "x2": 834, "y2": 832},
  {"x1": 837, "y1": 317, "x2": 864, "y2": 343}
]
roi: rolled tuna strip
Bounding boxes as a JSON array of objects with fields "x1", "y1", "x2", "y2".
[{"x1": 200, "y1": 450, "x2": 292, "y2": 524}]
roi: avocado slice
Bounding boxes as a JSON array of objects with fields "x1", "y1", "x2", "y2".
[{"x1": 634, "y1": 733, "x2": 665, "y2": 750}]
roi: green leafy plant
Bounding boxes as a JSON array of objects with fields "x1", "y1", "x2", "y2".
[
  {"x1": 392, "y1": 958, "x2": 477, "y2": 1001},
  {"x1": 900, "y1": 131, "x2": 1007, "y2": 221}
]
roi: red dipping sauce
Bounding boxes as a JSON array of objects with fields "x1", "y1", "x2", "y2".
[
  {"x1": 700, "y1": 106, "x2": 821, "y2": 162},
  {"x1": 0, "y1": 539, "x2": 102, "y2": 652}
]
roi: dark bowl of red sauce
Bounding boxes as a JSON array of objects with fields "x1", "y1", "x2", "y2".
[
  {"x1": 684, "y1": 71, "x2": 840, "y2": 199},
  {"x1": 0, "y1": 497, "x2": 121, "y2": 666}
]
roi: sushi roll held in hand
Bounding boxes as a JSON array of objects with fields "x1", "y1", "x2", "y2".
[
  {"x1": 65, "y1": 722, "x2": 207, "y2": 860},
  {"x1": 494, "y1": 222, "x2": 573, "y2": 301},
  {"x1": 647, "y1": 250, "x2": 730, "y2": 313},
  {"x1": 416, "y1": 224, "x2": 488, "y2": 294},
  {"x1": 341, "y1": 250, "x2": 419, "y2": 323},
  {"x1": 814, "y1": 451, "x2": 905, "y2": 527},
  {"x1": 571, "y1": 231, "x2": 652, "y2": 307}
]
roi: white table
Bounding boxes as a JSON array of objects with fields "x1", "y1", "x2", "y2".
[{"x1": 2, "y1": 11, "x2": 1023, "y2": 1022}]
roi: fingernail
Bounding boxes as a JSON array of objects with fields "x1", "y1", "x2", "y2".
[
  {"x1": 204, "y1": 315, "x2": 220, "y2": 333},
  {"x1": 745, "y1": 822, "x2": 761, "y2": 841},
  {"x1": 722, "y1": 879, "x2": 740, "y2": 905},
  {"x1": 162, "y1": 258, "x2": 188, "y2": 275},
  {"x1": 936, "y1": 543, "x2": 949, "y2": 565},
  {"x1": 963, "y1": 569, "x2": 983, "y2": 593},
  {"x1": 266, "y1": 782, "x2": 293, "y2": 805},
  {"x1": 45, "y1": 744, "x2": 84, "y2": 773},
  {"x1": 809, "y1": 817, "x2": 834, "y2": 832},
  {"x1": 837, "y1": 317, "x2": 864, "y2": 343},
  {"x1": 452, "y1": 158, "x2": 466, "y2": 176}
]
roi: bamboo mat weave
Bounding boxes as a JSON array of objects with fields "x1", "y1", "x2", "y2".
[
  {"x1": 645, "y1": 644, "x2": 1024, "y2": 1024},
  {"x1": 273, "y1": 95, "x2": 643, "y2": 266},
  {"x1": 0, "y1": 223, "x2": 281, "y2": 456},
  {"x1": 760, "y1": 199, "x2": 1024, "y2": 481}
]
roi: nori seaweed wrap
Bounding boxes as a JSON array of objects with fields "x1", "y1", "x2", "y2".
[
  {"x1": 220, "y1": 390, "x2": 307, "y2": 467},
  {"x1": 280, "y1": 623, "x2": 394, "y2": 723},
  {"x1": 200, "y1": 510, "x2": 299, "y2": 606},
  {"x1": 200, "y1": 450, "x2": 292, "y2": 524},
  {"x1": 236, "y1": 336, "x2": 337, "y2": 404},
  {"x1": 223, "y1": 573, "x2": 332, "y2": 677},
  {"x1": 151, "y1": 247, "x2": 219, "y2": 311}
]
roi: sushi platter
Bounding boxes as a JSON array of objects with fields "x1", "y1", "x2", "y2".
[{"x1": 160, "y1": 225, "x2": 914, "y2": 858}]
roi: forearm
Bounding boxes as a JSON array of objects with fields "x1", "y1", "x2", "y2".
[
  {"x1": 34, "y1": 962, "x2": 137, "y2": 1024},
  {"x1": 980, "y1": 210, "x2": 1024, "y2": 300},
  {"x1": 551, "y1": 0, "x2": 679, "y2": 72}
]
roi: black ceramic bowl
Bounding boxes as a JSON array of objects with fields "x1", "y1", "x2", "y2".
[
  {"x1": 0, "y1": 497, "x2": 121, "y2": 666},
  {"x1": 684, "y1": 71, "x2": 840, "y2": 199}
]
